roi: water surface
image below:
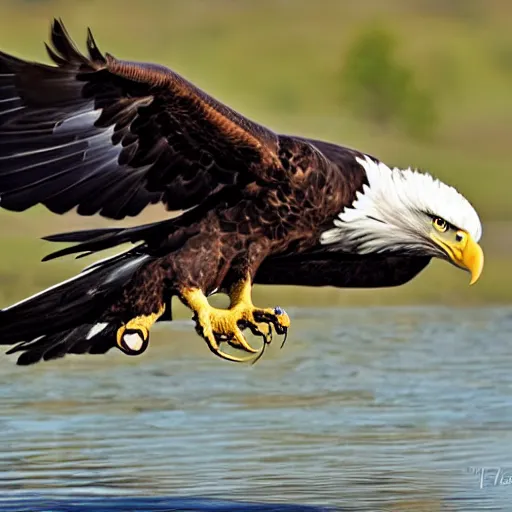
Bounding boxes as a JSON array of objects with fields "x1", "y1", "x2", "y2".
[{"x1": 1, "y1": 307, "x2": 511, "y2": 511}]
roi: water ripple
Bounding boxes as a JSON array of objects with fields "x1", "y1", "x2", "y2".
[{"x1": 1, "y1": 307, "x2": 511, "y2": 510}]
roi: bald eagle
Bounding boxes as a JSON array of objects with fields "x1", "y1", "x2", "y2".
[{"x1": 0, "y1": 20, "x2": 483, "y2": 365}]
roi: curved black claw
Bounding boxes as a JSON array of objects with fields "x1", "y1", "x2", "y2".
[
  {"x1": 208, "y1": 332, "x2": 262, "y2": 363},
  {"x1": 245, "y1": 322, "x2": 273, "y2": 345},
  {"x1": 280, "y1": 328, "x2": 288, "y2": 349},
  {"x1": 213, "y1": 332, "x2": 258, "y2": 354},
  {"x1": 250, "y1": 334, "x2": 273, "y2": 365},
  {"x1": 271, "y1": 307, "x2": 290, "y2": 350}
]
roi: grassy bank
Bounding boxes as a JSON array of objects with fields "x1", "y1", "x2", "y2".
[{"x1": 0, "y1": 0, "x2": 509, "y2": 306}]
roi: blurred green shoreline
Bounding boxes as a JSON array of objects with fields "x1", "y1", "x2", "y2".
[{"x1": 0, "y1": 0, "x2": 510, "y2": 307}]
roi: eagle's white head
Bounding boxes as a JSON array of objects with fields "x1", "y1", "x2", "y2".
[{"x1": 320, "y1": 155, "x2": 484, "y2": 284}]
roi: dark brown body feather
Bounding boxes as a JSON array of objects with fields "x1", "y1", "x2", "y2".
[{"x1": 0, "y1": 21, "x2": 431, "y2": 364}]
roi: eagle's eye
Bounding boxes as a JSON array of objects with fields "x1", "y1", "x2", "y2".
[{"x1": 432, "y1": 217, "x2": 448, "y2": 233}]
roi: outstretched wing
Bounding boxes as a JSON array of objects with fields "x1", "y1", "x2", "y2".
[{"x1": 0, "y1": 19, "x2": 281, "y2": 220}]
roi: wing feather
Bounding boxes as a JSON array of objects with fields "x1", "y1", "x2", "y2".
[{"x1": 0, "y1": 19, "x2": 281, "y2": 219}]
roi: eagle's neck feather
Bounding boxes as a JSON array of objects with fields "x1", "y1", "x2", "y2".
[{"x1": 320, "y1": 155, "x2": 482, "y2": 255}]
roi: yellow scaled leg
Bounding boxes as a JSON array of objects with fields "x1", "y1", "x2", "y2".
[
  {"x1": 229, "y1": 275, "x2": 290, "y2": 342},
  {"x1": 116, "y1": 304, "x2": 166, "y2": 356},
  {"x1": 179, "y1": 275, "x2": 290, "y2": 363}
]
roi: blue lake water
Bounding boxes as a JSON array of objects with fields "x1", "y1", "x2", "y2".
[{"x1": 1, "y1": 307, "x2": 511, "y2": 511}]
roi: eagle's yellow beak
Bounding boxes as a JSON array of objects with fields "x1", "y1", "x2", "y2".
[{"x1": 432, "y1": 230, "x2": 484, "y2": 285}]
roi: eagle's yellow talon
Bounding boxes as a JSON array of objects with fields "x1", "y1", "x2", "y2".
[
  {"x1": 252, "y1": 306, "x2": 290, "y2": 336},
  {"x1": 192, "y1": 301, "x2": 261, "y2": 357},
  {"x1": 180, "y1": 275, "x2": 291, "y2": 363},
  {"x1": 115, "y1": 304, "x2": 165, "y2": 355}
]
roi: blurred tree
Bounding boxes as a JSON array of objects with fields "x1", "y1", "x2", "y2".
[{"x1": 341, "y1": 26, "x2": 437, "y2": 140}]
